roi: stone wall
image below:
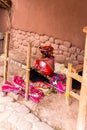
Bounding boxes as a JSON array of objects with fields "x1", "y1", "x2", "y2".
[{"x1": 10, "y1": 28, "x2": 84, "y2": 66}]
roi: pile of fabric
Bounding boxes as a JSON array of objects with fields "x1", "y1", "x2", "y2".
[
  {"x1": 2, "y1": 76, "x2": 44, "y2": 103},
  {"x1": 2, "y1": 74, "x2": 66, "y2": 103}
]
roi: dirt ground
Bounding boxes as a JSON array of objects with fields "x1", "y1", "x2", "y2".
[
  {"x1": 22, "y1": 93, "x2": 79, "y2": 130},
  {"x1": 0, "y1": 49, "x2": 87, "y2": 130}
]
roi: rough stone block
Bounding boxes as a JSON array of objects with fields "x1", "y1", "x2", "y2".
[
  {"x1": 51, "y1": 44, "x2": 58, "y2": 50},
  {"x1": 33, "y1": 40, "x2": 40, "y2": 47},
  {"x1": 70, "y1": 54, "x2": 76, "y2": 60},
  {"x1": 45, "y1": 41, "x2": 51, "y2": 46},
  {"x1": 72, "y1": 60, "x2": 78, "y2": 66},
  {"x1": 77, "y1": 55, "x2": 84, "y2": 62},
  {"x1": 32, "y1": 47, "x2": 37, "y2": 55},
  {"x1": 69, "y1": 46, "x2": 76, "y2": 54},
  {"x1": 55, "y1": 39, "x2": 63, "y2": 45},
  {"x1": 17, "y1": 30, "x2": 23, "y2": 34},
  {"x1": 66, "y1": 57, "x2": 70, "y2": 61},
  {"x1": 25, "y1": 34, "x2": 28, "y2": 39},
  {"x1": 40, "y1": 36, "x2": 44, "y2": 42},
  {"x1": 11, "y1": 29, "x2": 15, "y2": 33},
  {"x1": 40, "y1": 43, "x2": 45, "y2": 46},
  {"x1": 55, "y1": 55, "x2": 66, "y2": 63},
  {"x1": 58, "y1": 49, "x2": 63, "y2": 54},
  {"x1": 76, "y1": 48, "x2": 81, "y2": 54},
  {"x1": 63, "y1": 41, "x2": 72, "y2": 48},
  {"x1": 22, "y1": 39, "x2": 27, "y2": 46},
  {"x1": 30, "y1": 32, "x2": 35, "y2": 36},
  {"x1": 59, "y1": 45, "x2": 68, "y2": 51},
  {"x1": 18, "y1": 34, "x2": 24, "y2": 41},
  {"x1": 53, "y1": 50, "x2": 58, "y2": 55},
  {"x1": 80, "y1": 50, "x2": 84, "y2": 56},
  {"x1": 63, "y1": 51, "x2": 70, "y2": 57},
  {"x1": 27, "y1": 36, "x2": 31, "y2": 42},
  {"x1": 29, "y1": 36, "x2": 35, "y2": 42},
  {"x1": 35, "y1": 34, "x2": 40, "y2": 40},
  {"x1": 43, "y1": 35, "x2": 49, "y2": 41},
  {"x1": 49, "y1": 37, "x2": 54, "y2": 43},
  {"x1": 40, "y1": 35, "x2": 49, "y2": 42},
  {"x1": 21, "y1": 31, "x2": 26, "y2": 35},
  {"x1": 27, "y1": 32, "x2": 31, "y2": 36},
  {"x1": 20, "y1": 45, "x2": 27, "y2": 53}
]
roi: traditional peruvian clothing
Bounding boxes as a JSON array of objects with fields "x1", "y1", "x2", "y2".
[
  {"x1": 30, "y1": 45, "x2": 54, "y2": 82},
  {"x1": 34, "y1": 45, "x2": 54, "y2": 76}
]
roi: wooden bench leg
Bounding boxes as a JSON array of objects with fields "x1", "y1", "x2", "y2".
[{"x1": 66, "y1": 63, "x2": 72, "y2": 105}]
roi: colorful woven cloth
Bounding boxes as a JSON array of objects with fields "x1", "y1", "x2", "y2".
[{"x1": 2, "y1": 76, "x2": 44, "y2": 103}]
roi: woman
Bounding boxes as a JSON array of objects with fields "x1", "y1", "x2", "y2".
[{"x1": 30, "y1": 45, "x2": 54, "y2": 82}]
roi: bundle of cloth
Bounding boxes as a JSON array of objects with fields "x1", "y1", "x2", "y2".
[{"x1": 2, "y1": 76, "x2": 44, "y2": 103}]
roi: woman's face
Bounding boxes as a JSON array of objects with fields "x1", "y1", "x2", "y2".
[{"x1": 40, "y1": 53, "x2": 46, "y2": 58}]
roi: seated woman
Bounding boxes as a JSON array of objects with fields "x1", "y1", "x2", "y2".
[{"x1": 30, "y1": 45, "x2": 54, "y2": 82}]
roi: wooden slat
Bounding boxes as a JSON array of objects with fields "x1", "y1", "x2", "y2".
[
  {"x1": 25, "y1": 42, "x2": 31, "y2": 100},
  {"x1": 83, "y1": 26, "x2": 87, "y2": 33},
  {"x1": 77, "y1": 29, "x2": 87, "y2": 130},
  {"x1": 0, "y1": 55, "x2": 30, "y2": 70},
  {"x1": 0, "y1": 1, "x2": 7, "y2": 8},
  {"x1": 68, "y1": 72, "x2": 82, "y2": 83},
  {"x1": 65, "y1": 63, "x2": 72, "y2": 105},
  {"x1": 65, "y1": 63, "x2": 82, "y2": 105},
  {"x1": 3, "y1": 32, "x2": 10, "y2": 83},
  {"x1": 0, "y1": 0, "x2": 11, "y2": 8},
  {"x1": 70, "y1": 91, "x2": 80, "y2": 100},
  {"x1": 71, "y1": 64, "x2": 83, "y2": 73}
]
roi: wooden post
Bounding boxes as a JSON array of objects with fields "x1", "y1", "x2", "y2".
[
  {"x1": 25, "y1": 42, "x2": 31, "y2": 100},
  {"x1": 77, "y1": 26, "x2": 87, "y2": 130},
  {"x1": 3, "y1": 32, "x2": 10, "y2": 83},
  {"x1": 65, "y1": 63, "x2": 72, "y2": 105}
]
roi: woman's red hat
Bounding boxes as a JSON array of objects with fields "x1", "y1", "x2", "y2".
[{"x1": 39, "y1": 45, "x2": 54, "y2": 57}]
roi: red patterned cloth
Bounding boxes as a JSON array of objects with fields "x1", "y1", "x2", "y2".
[{"x1": 34, "y1": 57, "x2": 54, "y2": 76}]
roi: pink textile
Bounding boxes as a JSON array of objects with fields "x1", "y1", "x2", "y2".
[{"x1": 2, "y1": 76, "x2": 44, "y2": 103}]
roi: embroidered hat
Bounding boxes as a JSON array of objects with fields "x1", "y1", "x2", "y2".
[{"x1": 39, "y1": 45, "x2": 54, "y2": 57}]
